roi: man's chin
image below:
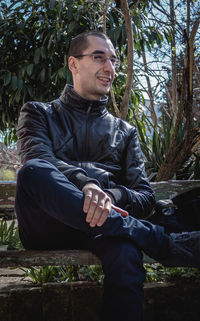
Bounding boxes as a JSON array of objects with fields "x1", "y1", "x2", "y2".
[
  {"x1": 99, "y1": 85, "x2": 111, "y2": 95},
  {"x1": 91, "y1": 86, "x2": 111, "y2": 100}
]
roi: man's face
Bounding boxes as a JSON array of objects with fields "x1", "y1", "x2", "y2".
[{"x1": 69, "y1": 36, "x2": 116, "y2": 100}]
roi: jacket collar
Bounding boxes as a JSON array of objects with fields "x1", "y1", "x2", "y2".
[{"x1": 59, "y1": 84, "x2": 108, "y2": 114}]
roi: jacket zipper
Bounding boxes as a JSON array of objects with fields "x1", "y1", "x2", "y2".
[{"x1": 85, "y1": 104, "x2": 92, "y2": 159}]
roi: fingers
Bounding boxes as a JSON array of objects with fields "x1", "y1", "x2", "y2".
[
  {"x1": 86, "y1": 192, "x2": 111, "y2": 227},
  {"x1": 82, "y1": 183, "x2": 129, "y2": 227},
  {"x1": 83, "y1": 189, "x2": 95, "y2": 214},
  {"x1": 93, "y1": 199, "x2": 111, "y2": 227},
  {"x1": 111, "y1": 204, "x2": 129, "y2": 217},
  {"x1": 82, "y1": 183, "x2": 112, "y2": 227},
  {"x1": 85, "y1": 193, "x2": 103, "y2": 226}
]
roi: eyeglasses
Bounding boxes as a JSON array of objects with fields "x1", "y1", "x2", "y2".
[{"x1": 73, "y1": 53, "x2": 120, "y2": 68}]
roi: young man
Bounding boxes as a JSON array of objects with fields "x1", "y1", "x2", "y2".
[{"x1": 15, "y1": 31, "x2": 200, "y2": 321}]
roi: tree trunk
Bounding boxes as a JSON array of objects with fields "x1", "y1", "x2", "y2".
[{"x1": 120, "y1": 0, "x2": 134, "y2": 120}]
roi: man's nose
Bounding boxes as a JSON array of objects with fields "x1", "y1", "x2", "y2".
[{"x1": 103, "y1": 58, "x2": 115, "y2": 73}]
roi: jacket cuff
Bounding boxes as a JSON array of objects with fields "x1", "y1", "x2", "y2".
[
  {"x1": 104, "y1": 187, "x2": 128, "y2": 207},
  {"x1": 69, "y1": 172, "x2": 100, "y2": 190}
]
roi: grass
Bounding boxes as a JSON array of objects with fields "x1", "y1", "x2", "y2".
[
  {"x1": 144, "y1": 263, "x2": 200, "y2": 284},
  {"x1": 0, "y1": 219, "x2": 23, "y2": 249}
]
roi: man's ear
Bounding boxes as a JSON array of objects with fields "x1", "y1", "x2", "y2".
[{"x1": 68, "y1": 56, "x2": 79, "y2": 74}]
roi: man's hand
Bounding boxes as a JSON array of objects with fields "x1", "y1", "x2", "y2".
[
  {"x1": 82, "y1": 183, "x2": 112, "y2": 227},
  {"x1": 82, "y1": 183, "x2": 128, "y2": 227}
]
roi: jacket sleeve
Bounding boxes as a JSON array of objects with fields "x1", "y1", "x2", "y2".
[
  {"x1": 17, "y1": 101, "x2": 100, "y2": 190},
  {"x1": 105, "y1": 128, "x2": 155, "y2": 219}
]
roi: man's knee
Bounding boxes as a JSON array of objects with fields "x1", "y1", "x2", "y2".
[
  {"x1": 18, "y1": 159, "x2": 53, "y2": 178},
  {"x1": 94, "y1": 237, "x2": 146, "y2": 285},
  {"x1": 17, "y1": 159, "x2": 57, "y2": 187},
  {"x1": 111, "y1": 240, "x2": 145, "y2": 284}
]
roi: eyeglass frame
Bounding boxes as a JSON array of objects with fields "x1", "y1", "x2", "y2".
[{"x1": 73, "y1": 52, "x2": 120, "y2": 68}]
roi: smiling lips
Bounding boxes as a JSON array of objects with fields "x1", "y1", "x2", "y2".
[{"x1": 97, "y1": 76, "x2": 112, "y2": 86}]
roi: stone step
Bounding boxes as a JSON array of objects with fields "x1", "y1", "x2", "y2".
[{"x1": 0, "y1": 278, "x2": 199, "y2": 321}]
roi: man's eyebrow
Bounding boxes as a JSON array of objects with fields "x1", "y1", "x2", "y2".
[{"x1": 92, "y1": 50, "x2": 117, "y2": 58}]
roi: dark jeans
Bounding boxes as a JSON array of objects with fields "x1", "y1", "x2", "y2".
[{"x1": 15, "y1": 159, "x2": 168, "y2": 321}]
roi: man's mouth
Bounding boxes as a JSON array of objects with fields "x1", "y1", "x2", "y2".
[{"x1": 97, "y1": 76, "x2": 112, "y2": 86}]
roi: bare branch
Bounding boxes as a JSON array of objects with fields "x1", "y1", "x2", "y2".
[
  {"x1": 102, "y1": 0, "x2": 109, "y2": 34},
  {"x1": 151, "y1": 1, "x2": 184, "y2": 32},
  {"x1": 130, "y1": 0, "x2": 141, "y2": 18},
  {"x1": 141, "y1": 42, "x2": 158, "y2": 126},
  {"x1": 110, "y1": 86, "x2": 121, "y2": 118}
]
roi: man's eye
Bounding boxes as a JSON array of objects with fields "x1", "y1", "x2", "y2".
[
  {"x1": 110, "y1": 58, "x2": 117, "y2": 65},
  {"x1": 93, "y1": 55, "x2": 104, "y2": 61}
]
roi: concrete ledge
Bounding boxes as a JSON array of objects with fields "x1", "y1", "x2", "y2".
[
  {"x1": 0, "y1": 280, "x2": 200, "y2": 321},
  {"x1": 143, "y1": 282, "x2": 200, "y2": 321}
]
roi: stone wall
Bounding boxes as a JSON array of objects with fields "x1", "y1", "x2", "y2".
[{"x1": 0, "y1": 280, "x2": 200, "y2": 321}]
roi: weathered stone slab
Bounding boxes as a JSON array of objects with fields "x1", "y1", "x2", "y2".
[
  {"x1": 0, "y1": 280, "x2": 199, "y2": 321},
  {"x1": 0, "y1": 267, "x2": 25, "y2": 277},
  {"x1": 9, "y1": 286, "x2": 42, "y2": 321},
  {"x1": 0, "y1": 293, "x2": 9, "y2": 321},
  {"x1": 0, "y1": 249, "x2": 101, "y2": 267},
  {"x1": 143, "y1": 282, "x2": 200, "y2": 321},
  {"x1": 0, "y1": 249, "x2": 155, "y2": 267},
  {"x1": 70, "y1": 281, "x2": 102, "y2": 321},
  {"x1": 42, "y1": 283, "x2": 71, "y2": 321},
  {"x1": 151, "y1": 180, "x2": 200, "y2": 200}
]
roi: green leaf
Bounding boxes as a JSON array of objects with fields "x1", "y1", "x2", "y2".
[
  {"x1": 58, "y1": 67, "x2": 65, "y2": 79},
  {"x1": 67, "y1": 0, "x2": 73, "y2": 20},
  {"x1": 27, "y1": 85, "x2": 34, "y2": 97},
  {"x1": 27, "y1": 64, "x2": 34, "y2": 76},
  {"x1": 34, "y1": 48, "x2": 40, "y2": 64},
  {"x1": 66, "y1": 69, "x2": 72, "y2": 83},
  {"x1": 139, "y1": 38, "x2": 144, "y2": 52},
  {"x1": 11, "y1": 75, "x2": 18, "y2": 90},
  {"x1": 14, "y1": 89, "x2": 22, "y2": 103},
  {"x1": 57, "y1": 0, "x2": 63, "y2": 15},
  {"x1": 132, "y1": 15, "x2": 139, "y2": 27},
  {"x1": 57, "y1": 30, "x2": 61, "y2": 41},
  {"x1": 67, "y1": 21, "x2": 77, "y2": 34},
  {"x1": 48, "y1": 33, "x2": 56, "y2": 49},
  {"x1": 40, "y1": 68, "x2": 45, "y2": 83},
  {"x1": 74, "y1": 5, "x2": 84, "y2": 21},
  {"x1": 146, "y1": 41, "x2": 151, "y2": 52},
  {"x1": 20, "y1": 67, "x2": 26, "y2": 78},
  {"x1": 49, "y1": 0, "x2": 56, "y2": 10},
  {"x1": 41, "y1": 47, "x2": 46, "y2": 59},
  {"x1": 113, "y1": 27, "x2": 121, "y2": 43},
  {"x1": 132, "y1": 23, "x2": 137, "y2": 35},
  {"x1": 4, "y1": 72, "x2": 11, "y2": 86},
  {"x1": 17, "y1": 78, "x2": 23, "y2": 89}
]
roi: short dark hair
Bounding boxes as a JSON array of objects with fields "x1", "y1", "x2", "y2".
[{"x1": 68, "y1": 31, "x2": 112, "y2": 57}]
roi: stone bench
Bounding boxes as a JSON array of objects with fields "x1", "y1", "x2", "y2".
[{"x1": 1, "y1": 179, "x2": 200, "y2": 268}]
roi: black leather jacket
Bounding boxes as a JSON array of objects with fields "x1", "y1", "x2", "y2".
[{"x1": 17, "y1": 84, "x2": 155, "y2": 218}]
